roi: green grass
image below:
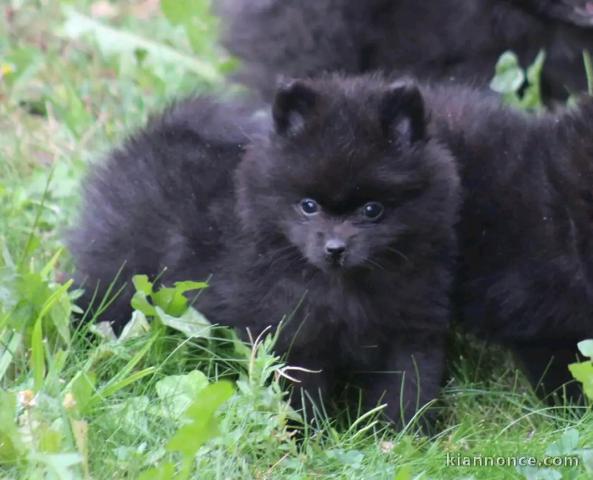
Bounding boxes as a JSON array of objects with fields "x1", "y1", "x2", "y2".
[{"x1": 1, "y1": 1, "x2": 593, "y2": 479}]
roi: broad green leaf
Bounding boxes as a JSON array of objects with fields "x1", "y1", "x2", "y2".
[
  {"x1": 155, "y1": 306, "x2": 211, "y2": 338},
  {"x1": 38, "y1": 425, "x2": 63, "y2": 453},
  {"x1": 150, "y1": 281, "x2": 206, "y2": 315},
  {"x1": 568, "y1": 361, "x2": 593, "y2": 400},
  {"x1": 490, "y1": 49, "x2": 545, "y2": 111},
  {"x1": 156, "y1": 370, "x2": 209, "y2": 418},
  {"x1": 161, "y1": 0, "x2": 219, "y2": 54},
  {"x1": 89, "y1": 321, "x2": 117, "y2": 341},
  {"x1": 490, "y1": 51, "x2": 525, "y2": 94},
  {"x1": 132, "y1": 275, "x2": 153, "y2": 296},
  {"x1": 116, "y1": 396, "x2": 151, "y2": 432},
  {"x1": 394, "y1": 466, "x2": 412, "y2": 480},
  {"x1": 137, "y1": 462, "x2": 176, "y2": 480},
  {"x1": 152, "y1": 286, "x2": 186, "y2": 315},
  {"x1": 0, "y1": 391, "x2": 23, "y2": 464},
  {"x1": 118, "y1": 311, "x2": 151, "y2": 341},
  {"x1": 48, "y1": 282, "x2": 73, "y2": 346},
  {"x1": 581, "y1": 448, "x2": 593, "y2": 473},
  {"x1": 546, "y1": 428, "x2": 579, "y2": 456},
  {"x1": 326, "y1": 449, "x2": 365, "y2": 469},
  {"x1": 29, "y1": 452, "x2": 82, "y2": 480},
  {"x1": 173, "y1": 280, "x2": 208, "y2": 294},
  {"x1": 0, "y1": 431, "x2": 21, "y2": 465},
  {"x1": 167, "y1": 380, "x2": 234, "y2": 456},
  {"x1": 516, "y1": 466, "x2": 562, "y2": 480},
  {"x1": 131, "y1": 291, "x2": 156, "y2": 317},
  {"x1": 69, "y1": 371, "x2": 96, "y2": 415},
  {"x1": 577, "y1": 339, "x2": 593, "y2": 359},
  {"x1": 161, "y1": 0, "x2": 196, "y2": 25}
]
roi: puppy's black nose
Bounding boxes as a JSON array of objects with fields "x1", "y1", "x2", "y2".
[{"x1": 325, "y1": 239, "x2": 346, "y2": 257}]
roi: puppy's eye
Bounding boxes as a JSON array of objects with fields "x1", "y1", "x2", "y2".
[
  {"x1": 300, "y1": 198, "x2": 320, "y2": 216},
  {"x1": 362, "y1": 202, "x2": 384, "y2": 220}
]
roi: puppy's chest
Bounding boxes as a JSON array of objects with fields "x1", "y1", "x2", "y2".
[{"x1": 295, "y1": 283, "x2": 399, "y2": 345}]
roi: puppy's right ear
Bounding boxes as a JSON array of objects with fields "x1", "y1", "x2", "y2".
[
  {"x1": 381, "y1": 81, "x2": 426, "y2": 146},
  {"x1": 272, "y1": 80, "x2": 318, "y2": 136}
]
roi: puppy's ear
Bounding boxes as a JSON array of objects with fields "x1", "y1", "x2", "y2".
[
  {"x1": 381, "y1": 82, "x2": 426, "y2": 145},
  {"x1": 272, "y1": 80, "x2": 318, "y2": 136}
]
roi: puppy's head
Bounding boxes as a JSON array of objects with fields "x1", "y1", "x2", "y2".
[{"x1": 235, "y1": 75, "x2": 459, "y2": 274}]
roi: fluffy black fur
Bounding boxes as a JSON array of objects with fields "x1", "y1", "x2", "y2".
[
  {"x1": 518, "y1": 0, "x2": 593, "y2": 27},
  {"x1": 217, "y1": 0, "x2": 593, "y2": 101},
  {"x1": 423, "y1": 84, "x2": 593, "y2": 400},
  {"x1": 69, "y1": 76, "x2": 460, "y2": 425},
  {"x1": 68, "y1": 97, "x2": 265, "y2": 328}
]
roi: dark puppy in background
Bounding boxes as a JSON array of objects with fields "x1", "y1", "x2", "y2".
[
  {"x1": 423, "y1": 84, "x2": 593, "y2": 400},
  {"x1": 69, "y1": 97, "x2": 264, "y2": 329},
  {"x1": 519, "y1": 0, "x2": 593, "y2": 26},
  {"x1": 218, "y1": 0, "x2": 593, "y2": 101},
  {"x1": 69, "y1": 76, "x2": 460, "y2": 426}
]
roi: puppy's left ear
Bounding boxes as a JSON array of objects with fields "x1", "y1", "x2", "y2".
[{"x1": 381, "y1": 82, "x2": 426, "y2": 145}]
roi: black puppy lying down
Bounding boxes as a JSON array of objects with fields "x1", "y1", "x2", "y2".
[
  {"x1": 70, "y1": 73, "x2": 593, "y2": 422},
  {"x1": 425, "y1": 83, "x2": 593, "y2": 400},
  {"x1": 218, "y1": 0, "x2": 593, "y2": 101},
  {"x1": 69, "y1": 76, "x2": 460, "y2": 426}
]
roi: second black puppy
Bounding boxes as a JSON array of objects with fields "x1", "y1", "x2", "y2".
[
  {"x1": 424, "y1": 84, "x2": 593, "y2": 400},
  {"x1": 219, "y1": 0, "x2": 593, "y2": 102},
  {"x1": 69, "y1": 77, "x2": 460, "y2": 425}
]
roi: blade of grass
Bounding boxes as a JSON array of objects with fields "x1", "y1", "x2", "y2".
[
  {"x1": 40, "y1": 248, "x2": 63, "y2": 279},
  {"x1": 37, "y1": 281, "x2": 74, "y2": 322},
  {"x1": 61, "y1": 8, "x2": 223, "y2": 85},
  {"x1": 92, "y1": 335, "x2": 157, "y2": 402},
  {"x1": 31, "y1": 316, "x2": 45, "y2": 391},
  {"x1": 97, "y1": 367, "x2": 156, "y2": 399},
  {"x1": 583, "y1": 50, "x2": 593, "y2": 96},
  {"x1": 0, "y1": 330, "x2": 23, "y2": 383},
  {"x1": 19, "y1": 167, "x2": 54, "y2": 269},
  {"x1": 30, "y1": 280, "x2": 75, "y2": 391}
]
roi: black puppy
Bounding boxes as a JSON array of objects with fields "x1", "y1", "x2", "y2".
[
  {"x1": 423, "y1": 83, "x2": 593, "y2": 400},
  {"x1": 218, "y1": 0, "x2": 593, "y2": 101},
  {"x1": 69, "y1": 76, "x2": 460, "y2": 426}
]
